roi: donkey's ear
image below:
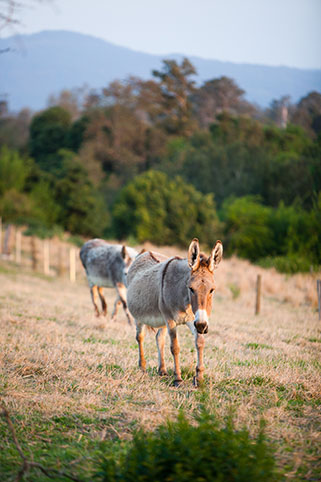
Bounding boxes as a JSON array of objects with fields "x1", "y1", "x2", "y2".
[
  {"x1": 207, "y1": 240, "x2": 223, "y2": 272},
  {"x1": 121, "y1": 245, "x2": 128, "y2": 260},
  {"x1": 188, "y1": 238, "x2": 200, "y2": 271}
]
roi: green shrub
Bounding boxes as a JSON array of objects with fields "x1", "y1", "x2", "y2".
[
  {"x1": 95, "y1": 412, "x2": 280, "y2": 481},
  {"x1": 222, "y1": 196, "x2": 273, "y2": 261},
  {"x1": 23, "y1": 221, "x2": 64, "y2": 239},
  {"x1": 112, "y1": 170, "x2": 221, "y2": 247},
  {"x1": 258, "y1": 255, "x2": 314, "y2": 274}
]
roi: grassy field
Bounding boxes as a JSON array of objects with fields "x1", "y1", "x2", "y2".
[{"x1": 0, "y1": 245, "x2": 320, "y2": 481}]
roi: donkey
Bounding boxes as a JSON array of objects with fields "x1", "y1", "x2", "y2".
[
  {"x1": 127, "y1": 238, "x2": 223, "y2": 386},
  {"x1": 80, "y1": 239, "x2": 138, "y2": 324}
]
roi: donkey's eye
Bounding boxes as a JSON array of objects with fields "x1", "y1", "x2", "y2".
[{"x1": 189, "y1": 287, "x2": 194, "y2": 294}]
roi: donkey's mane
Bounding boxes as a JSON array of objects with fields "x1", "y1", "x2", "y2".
[
  {"x1": 199, "y1": 253, "x2": 209, "y2": 267},
  {"x1": 149, "y1": 251, "x2": 161, "y2": 263},
  {"x1": 161, "y1": 256, "x2": 183, "y2": 293}
]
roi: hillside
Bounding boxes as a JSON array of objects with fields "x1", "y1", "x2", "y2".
[{"x1": 1, "y1": 30, "x2": 321, "y2": 111}]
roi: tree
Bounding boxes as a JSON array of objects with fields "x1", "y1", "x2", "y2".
[
  {"x1": 54, "y1": 150, "x2": 109, "y2": 236},
  {"x1": 192, "y1": 76, "x2": 254, "y2": 127},
  {"x1": 0, "y1": 108, "x2": 31, "y2": 150},
  {"x1": 0, "y1": 0, "x2": 51, "y2": 34},
  {"x1": 112, "y1": 170, "x2": 221, "y2": 246},
  {"x1": 267, "y1": 96, "x2": 292, "y2": 128},
  {"x1": 152, "y1": 58, "x2": 197, "y2": 136},
  {"x1": 47, "y1": 88, "x2": 85, "y2": 121},
  {"x1": 0, "y1": 145, "x2": 31, "y2": 195},
  {"x1": 29, "y1": 106, "x2": 72, "y2": 171},
  {"x1": 292, "y1": 91, "x2": 321, "y2": 138}
]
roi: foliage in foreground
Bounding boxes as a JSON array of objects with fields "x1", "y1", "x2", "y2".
[{"x1": 96, "y1": 412, "x2": 280, "y2": 482}]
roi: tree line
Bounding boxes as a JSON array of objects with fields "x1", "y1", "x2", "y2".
[{"x1": 0, "y1": 58, "x2": 320, "y2": 272}]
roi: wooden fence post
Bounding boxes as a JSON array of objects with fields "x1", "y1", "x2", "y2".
[
  {"x1": 43, "y1": 240, "x2": 50, "y2": 275},
  {"x1": 15, "y1": 229, "x2": 21, "y2": 264},
  {"x1": 255, "y1": 274, "x2": 262, "y2": 315},
  {"x1": 31, "y1": 236, "x2": 38, "y2": 271},
  {"x1": 317, "y1": 280, "x2": 321, "y2": 321},
  {"x1": 58, "y1": 247, "x2": 65, "y2": 277},
  {"x1": 69, "y1": 247, "x2": 76, "y2": 282},
  {"x1": 3, "y1": 224, "x2": 12, "y2": 257}
]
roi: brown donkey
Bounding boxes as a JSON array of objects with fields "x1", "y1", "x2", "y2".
[
  {"x1": 127, "y1": 238, "x2": 223, "y2": 386},
  {"x1": 80, "y1": 239, "x2": 138, "y2": 324}
]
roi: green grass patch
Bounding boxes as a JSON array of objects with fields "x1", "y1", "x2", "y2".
[
  {"x1": 245, "y1": 342, "x2": 273, "y2": 350},
  {"x1": 228, "y1": 283, "x2": 241, "y2": 299},
  {"x1": 308, "y1": 337, "x2": 321, "y2": 343},
  {"x1": 83, "y1": 336, "x2": 109, "y2": 344},
  {"x1": 97, "y1": 363, "x2": 124, "y2": 377},
  {"x1": 0, "y1": 411, "x2": 115, "y2": 481}
]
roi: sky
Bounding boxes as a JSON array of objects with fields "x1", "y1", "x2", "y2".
[{"x1": 3, "y1": 0, "x2": 321, "y2": 69}]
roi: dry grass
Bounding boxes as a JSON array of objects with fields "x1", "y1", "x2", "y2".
[{"x1": 0, "y1": 249, "x2": 320, "y2": 480}]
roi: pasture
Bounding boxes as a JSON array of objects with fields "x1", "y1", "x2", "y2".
[{"x1": 0, "y1": 246, "x2": 320, "y2": 480}]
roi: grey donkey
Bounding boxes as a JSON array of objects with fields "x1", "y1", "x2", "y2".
[
  {"x1": 127, "y1": 238, "x2": 223, "y2": 387},
  {"x1": 80, "y1": 239, "x2": 138, "y2": 324}
]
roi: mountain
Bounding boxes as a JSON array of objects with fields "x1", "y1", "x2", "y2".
[{"x1": 1, "y1": 30, "x2": 321, "y2": 112}]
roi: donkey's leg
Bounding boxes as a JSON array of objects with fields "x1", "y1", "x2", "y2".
[
  {"x1": 90, "y1": 285, "x2": 100, "y2": 317},
  {"x1": 110, "y1": 296, "x2": 122, "y2": 322},
  {"x1": 187, "y1": 322, "x2": 205, "y2": 387},
  {"x1": 98, "y1": 287, "x2": 107, "y2": 316},
  {"x1": 136, "y1": 323, "x2": 146, "y2": 371},
  {"x1": 156, "y1": 326, "x2": 167, "y2": 376},
  {"x1": 167, "y1": 321, "x2": 182, "y2": 386},
  {"x1": 115, "y1": 282, "x2": 134, "y2": 325}
]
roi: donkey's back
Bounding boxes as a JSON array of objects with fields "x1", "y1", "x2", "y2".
[
  {"x1": 127, "y1": 250, "x2": 191, "y2": 328},
  {"x1": 80, "y1": 239, "x2": 130, "y2": 288},
  {"x1": 127, "y1": 251, "x2": 169, "y2": 326}
]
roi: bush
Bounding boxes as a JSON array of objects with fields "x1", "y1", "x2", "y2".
[
  {"x1": 258, "y1": 255, "x2": 313, "y2": 274},
  {"x1": 23, "y1": 221, "x2": 64, "y2": 239},
  {"x1": 112, "y1": 170, "x2": 221, "y2": 247},
  {"x1": 222, "y1": 196, "x2": 273, "y2": 261},
  {"x1": 0, "y1": 145, "x2": 32, "y2": 196},
  {"x1": 96, "y1": 412, "x2": 280, "y2": 481}
]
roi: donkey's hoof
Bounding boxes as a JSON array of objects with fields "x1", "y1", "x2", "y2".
[
  {"x1": 173, "y1": 379, "x2": 183, "y2": 387},
  {"x1": 193, "y1": 376, "x2": 204, "y2": 388}
]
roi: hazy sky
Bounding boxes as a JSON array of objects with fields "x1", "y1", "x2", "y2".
[{"x1": 4, "y1": 0, "x2": 321, "y2": 69}]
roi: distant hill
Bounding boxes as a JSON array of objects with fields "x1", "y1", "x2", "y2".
[{"x1": 1, "y1": 30, "x2": 321, "y2": 112}]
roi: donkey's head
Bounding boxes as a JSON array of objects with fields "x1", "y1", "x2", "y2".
[{"x1": 188, "y1": 238, "x2": 223, "y2": 334}]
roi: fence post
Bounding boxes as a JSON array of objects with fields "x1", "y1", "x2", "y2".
[
  {"x1": 15, "y1": 229, "x2": 22, "y2": 264},
  {"x1": 3, "y1": 224, "x2": 12, "y2": 257},
  {"x1": 58, "y1": 247, "x2": 65, "y2": 277},
  {"x1": 31, "y1": 236, "x2": 38, "y2": 271},
  {"x1": 43, "y1": 240, "x2": 50, "y2": 275},
  {"x1": 255, "y1": 274, "x2": 262, "y2": 315},
  {"x1": 317, "y1": 280, "x2": 321, "y2": 321},
  {"x1": 69, "y1": 247, "x2": 76, "y2": 282}
]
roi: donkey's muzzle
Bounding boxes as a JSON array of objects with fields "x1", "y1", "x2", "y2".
[{"x1": 194, "y1": 321, "x2": 208, "y2": 334}]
